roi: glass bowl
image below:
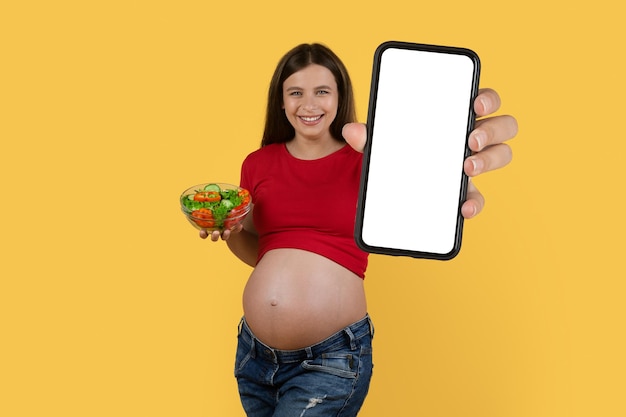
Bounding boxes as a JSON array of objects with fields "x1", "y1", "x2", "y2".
[{"x1": 180, "y1": 183, "x2": 251, "y2": 232}]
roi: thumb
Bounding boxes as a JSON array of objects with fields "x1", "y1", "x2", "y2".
[{"x1": 342, "y1": 123, "x2": 367, "y2": 153}]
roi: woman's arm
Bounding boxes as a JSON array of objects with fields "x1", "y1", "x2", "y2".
[{"x1": 199, "y1": 204, "x2": 259, "y2": 267}]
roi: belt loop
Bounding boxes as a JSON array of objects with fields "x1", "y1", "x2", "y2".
[
  {"x1": 344, "y1": 327, "x2": 357, "y2": 350},
  {"x1": 238, "y1": 317, "x2": 244, "y2": 336},
  {"x1": 367, "y1": 315, "x2": 375, "y2": 339},
  {"x1": 305, "y1": 346, "x2": 313, "y2": 359}
]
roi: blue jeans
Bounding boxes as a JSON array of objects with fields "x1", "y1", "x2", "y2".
[{"x1": 234, "y1": 315, "x2": 374, "y2": 417}]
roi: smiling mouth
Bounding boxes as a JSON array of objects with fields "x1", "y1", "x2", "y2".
[{"x1": 299, "y1": 115, "x2": 323, "y2": 123}]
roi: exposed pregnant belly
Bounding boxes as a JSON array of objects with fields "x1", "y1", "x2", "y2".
[{"x1": 242, "y1": 248, "x2": 367, "y2": 350}]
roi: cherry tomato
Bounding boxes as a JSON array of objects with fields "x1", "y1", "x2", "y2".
[
  {"x1": 238, "y1": 189, "x2": 251, "y2": 205},
  {"x1": 224, "y1": 205, "x2": 247, "y2": 229},
  {"x1": 191, "y1": 208, "x2": 215, "y2": 228},
  {"x1": 193, "y1": 191, "x2": 221, "y2": 202}
]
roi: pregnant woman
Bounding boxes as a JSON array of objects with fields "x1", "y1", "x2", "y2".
[{"x1": 200, "y1": 43, "x2": 517, "y2": 417}]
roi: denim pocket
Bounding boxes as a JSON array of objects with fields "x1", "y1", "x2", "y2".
[
  {"x1": 234, "y1": 335, "x2": 253, "y2": 378},
  {"x1": 301, "y1": 352, "x2": 358, "y2": 378}
]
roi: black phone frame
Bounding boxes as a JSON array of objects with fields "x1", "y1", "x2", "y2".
[{"x1": 354, "y1": 41, "x2": 481, "y2": 260}]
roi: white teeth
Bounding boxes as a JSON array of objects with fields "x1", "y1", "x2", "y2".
[{"x1": 300, "y1": 115, "x2": 322, "y2": 122}]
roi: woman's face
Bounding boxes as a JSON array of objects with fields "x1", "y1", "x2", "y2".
[{"x1": 282, "y1": 64, "x2": 339, "y2": 142}]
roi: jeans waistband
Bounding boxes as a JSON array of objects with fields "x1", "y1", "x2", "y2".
[{"x1": 238, "y1": 314, "x2": 373, "y2": 364}]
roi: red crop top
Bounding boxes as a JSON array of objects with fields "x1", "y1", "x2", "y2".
[{"x1": 240, "y1": 143, "x2": 369, "y2": 278}]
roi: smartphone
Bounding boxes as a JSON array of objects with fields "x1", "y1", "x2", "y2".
[{"x1": 355, "y1": 41, "x2": 481, "y2": 260}]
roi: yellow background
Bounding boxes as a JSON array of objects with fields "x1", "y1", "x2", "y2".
[{"x1": 1, "y1": 1, "x2": 624, "y2": 416}]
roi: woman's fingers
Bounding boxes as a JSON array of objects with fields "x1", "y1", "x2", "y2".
[
  {"x1": 474, "y1": 88, "x2": 501, "y2": 117},
  {"x1": 461, "y1": 180, "x2": 485, "y2": 219},
  {"x1": 465, "y1": 142, "x2": 513, "y2": 177},
  {"x1": 198, "y1": 224, "x2": 244, "y2": 241},
  {"x1": 469, "y1": 114, "x2": 519, "y2": 152},
  {"x1": 342, "y1": 123, "x2": 367, "y2": 153}
]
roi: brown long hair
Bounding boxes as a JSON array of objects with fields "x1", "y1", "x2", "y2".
[{"x1": 261, "y1": 43, "x2": 357, "y2": 147}]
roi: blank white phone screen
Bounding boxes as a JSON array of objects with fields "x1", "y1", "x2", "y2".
[{"x1": 361, "y1": 47, "x2": 476, "y2": 256}]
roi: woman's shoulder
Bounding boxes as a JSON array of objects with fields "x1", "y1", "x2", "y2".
[{"x1": 243, "y1": 143, "x2": 284, "y2": 164}]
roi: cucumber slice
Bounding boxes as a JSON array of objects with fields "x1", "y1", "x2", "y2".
[
  {"x1": 203, "y1": 183, "x2": 221, "y2": 192},
  {"x1": 220, "y1": 199, "x2": 235, "y2": 210}
]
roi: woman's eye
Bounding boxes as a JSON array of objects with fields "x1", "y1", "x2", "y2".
[
  {"x1": 317, "y1": 90, "x2": 329, "y2": 95},
  {"x1": 289, "y1": 91, "x2": 302, "y2": 96}
]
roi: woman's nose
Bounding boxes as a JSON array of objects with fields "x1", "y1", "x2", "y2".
[{"x1": 302, "y1": 94, "x2": 316, "y2": 109}]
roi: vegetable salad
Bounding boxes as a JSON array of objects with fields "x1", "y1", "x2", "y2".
[{"x1": 182, "y1": 183, "x2": 251, "y2": 229}]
